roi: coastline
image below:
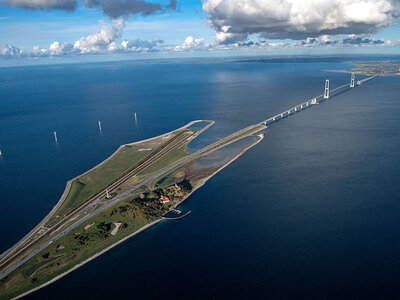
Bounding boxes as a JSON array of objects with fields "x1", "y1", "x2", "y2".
[{"x1": 12, "y1": 131, "x2": 265, "y2": 299}]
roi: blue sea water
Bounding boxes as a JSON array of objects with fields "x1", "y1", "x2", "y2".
[{"x1": 0, "y1": 58, "x2": 399, "y2": 299}]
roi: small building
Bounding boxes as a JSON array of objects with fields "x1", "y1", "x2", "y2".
[
  {"x1": 160, "y1": 195, "x2": 170, "y2": 204},
  {"x1": 174, "y1": 182, "x2": 181, "y2": 191}
]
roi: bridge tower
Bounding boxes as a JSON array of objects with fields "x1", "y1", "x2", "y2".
[
  {"x1": 324, "y1": 80, "x2": 330, "y2": 99},
  {"x1": 53, "y1": 131, "x2": 58, "y2": 143},
  {"x1": 350, "y1": 73, "x2": 355, "y2": 88}
]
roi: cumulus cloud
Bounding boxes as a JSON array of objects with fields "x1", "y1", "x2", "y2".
[
  {"x1": 203, "y1": 0, "x2": 400, "y2": 44},
  {"x1": 1, "y1": 44, "x2": 25, "y2": 57},
  {"x1": 1, "y1": 26, "x2": 397, "y2": 59},
  {"x1": 73, "y1": 19, "x2": 123, "y2": 53},
  {"x1": 120, "y1": 38, "x2": 163, "y2": 52},
  {"x1": 342, "y1": 35, "x2": 385, "y2": 45},
  {"x1": 48, "y1": 41, "x2": 74, "y2": 55},
  {"x1": 174, "y1": 36, "x2": 210, "y2": 51},
  {"x1": 296, "y1": 34, "x2": 392, "y2": 47},
  {"x1": 0, "y1": 0, "x2": 176, "y2": 18},
  {"x1": 0, "y1": 19, "x2": 167, "y2": 58}
]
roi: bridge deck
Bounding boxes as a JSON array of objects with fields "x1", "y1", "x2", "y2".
[{"x1": 260, "y1": 76, "x2": 375, "y2": 126}]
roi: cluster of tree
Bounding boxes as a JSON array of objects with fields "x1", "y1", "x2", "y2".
[
  {"x1": 110, "y1": 203, "x2": 138, "y2": 217},
  {"x1": 96, "y1": 222, "x2": 112, "y2": 238},
  {"x1": 178, "y1": 179, "x2": 192, "y2": 193},
  {"x1": 129, "y1": 196, "x2": 166, "y2": 218},
  {"x1": 73, "y1": 233, "x2": 92, "y2": 245},
  {"x1": 30, "y1": 277, "x2": 38, "y2": 284}
]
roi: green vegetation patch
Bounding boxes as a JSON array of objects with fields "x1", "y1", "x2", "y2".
[
  {"x1": 139, "y1": 145, "x2": 188, "y2": 175},
  {"x1": 56, "y1": 145, "x2": 153, "y2": 217},
  {"x1": 24, "y1": 255, "x2": 64, "y2": 278}
]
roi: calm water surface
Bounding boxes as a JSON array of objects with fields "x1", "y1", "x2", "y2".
[{"x1": 0, "y1": 58, "x2": 399, "y2": 299}]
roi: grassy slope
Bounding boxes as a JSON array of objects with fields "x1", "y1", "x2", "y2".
[
  {"x1": 55, "y1": 146, "x2": 152, "y2": 217},
  {"x1": 138, "y1": 144, "x2": 188, "y2": 175}
]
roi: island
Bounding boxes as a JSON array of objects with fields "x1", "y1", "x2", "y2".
[{"x1": 0, "y1": 120, "x2": 265, "y2": 299}]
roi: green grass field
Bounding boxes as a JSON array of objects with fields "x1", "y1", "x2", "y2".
[
  {"x1": 54, "y1": 145, "x2": 153, "y2": 218},
  {"x1": 138, "y1": 144, "x2": 188, "y2": 175}
]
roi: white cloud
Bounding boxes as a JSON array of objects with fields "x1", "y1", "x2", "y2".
[
  {"x1": 120, "y1": 38, "x2": 163, "y2": 52},
  {"x1": 0, "y1": 19, "x2": 167, "y2": 58},
  {"x1": 1, "y1": 22, "x2": 398, "y2": 60},
  {"x1": 174, "y1": 36, "x2": 209, "y2": 51},
  {"x1": 1, "y1": 44, "x2": 25, "y2": 57},
  {"x1": 73, "y1": 19, "x2": 123, "y2": 53},
  {"x1": 49, "y1": 41, "x2": 74, "y2": 55},
  {"x1": 203, "y1": 0, "x2": 400, "y2": 44}
]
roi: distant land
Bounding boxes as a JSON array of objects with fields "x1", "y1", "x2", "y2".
[{"x1": 328, "y1": 60, "x2": 400, "y2": 76}]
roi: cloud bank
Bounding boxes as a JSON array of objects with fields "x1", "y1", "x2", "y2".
[
  {"x1": 203, "y1": 0, "x2": 400, "y2": 44},
  {"x1": 0, "y1": 19, "x2": 164, "y2": 58},
  {"x1": 0, "y1": 0, "x2": 177, "y2": 18},
  {"x1": 2, "y1": 33, "x2": 394, "y2": 60}
]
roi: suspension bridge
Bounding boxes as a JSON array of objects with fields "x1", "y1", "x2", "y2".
[{"x1": 260, "y1": 73, "x2": 376, "y2": 126}]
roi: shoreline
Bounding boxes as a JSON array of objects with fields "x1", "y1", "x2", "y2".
[{"x1": 13, "y1": 130, "x2": 265, "y2": 299}]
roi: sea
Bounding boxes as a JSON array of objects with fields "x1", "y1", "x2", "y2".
[{"x1": 0, "y1": 57, "x2": 399, "y2": 299}]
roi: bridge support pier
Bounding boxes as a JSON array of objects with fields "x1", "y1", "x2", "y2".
[
  {"x1": 324, "y1": 79, "x2": 330, "y2": 99},
  {"x1": 350, "y1": 73, "x2": 355, "y2": 88}
]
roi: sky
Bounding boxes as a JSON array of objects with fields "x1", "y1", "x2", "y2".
[{"x1": 0, "y1": 0, "x2": 400, "y2": 65}]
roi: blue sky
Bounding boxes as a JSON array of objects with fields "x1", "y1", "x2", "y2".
[
  {"x1": 0, "y1": 1, "x2": 213, "y2": 48},
  {"x1": 0, "y1": 0, "x2": 399, "y2": 64}
]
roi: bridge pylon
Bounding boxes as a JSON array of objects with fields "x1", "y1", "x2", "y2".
[
  {"x1": 350, "y1": 73, "x2": 355, "y2": 88},
  {"x1": 311, "y1": 98, "x2": 318, "y2": 105},
  {"x1": 324, "y1": 79, "x2": 330, "y2": 99}
]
